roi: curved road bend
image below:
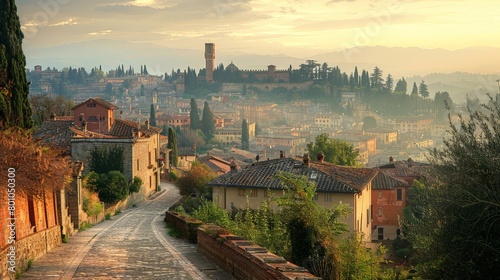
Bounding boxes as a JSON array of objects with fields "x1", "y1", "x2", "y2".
[{"x1": 20, "y1": 182, "x2": 234, "y2": 280}]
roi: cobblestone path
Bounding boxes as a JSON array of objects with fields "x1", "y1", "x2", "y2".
[{"x1": 20, "y1": 182, "x2": 233, "y2": 280}]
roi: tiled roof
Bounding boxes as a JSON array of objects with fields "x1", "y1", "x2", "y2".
[
  {"x1": 178, "y1": 146, "x2": 196, "y2": 156},
  {"x1": 108, "y1": 119, "x2": 161, "y2": 138},
  {"x1": 377, "y1": 160, "x2": 430, "y2": 178},
  {"x1": 71, "y1": 97, "x2": 119, "y2": 110},
  {"x1": 33, "y1": 119, "x2": 76, "y2": 154},
  {"x1": 208, "y1": 158, "x2": 377, "y2": 193},
  {"x1": 372, "y1": 172, "x2": 409, "y2": 190}
]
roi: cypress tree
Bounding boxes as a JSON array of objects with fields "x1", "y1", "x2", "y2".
[
  {"x1": 241, "y1": 119, "x2": 249, "y2": 150},
  {"x1": 0, "y1": 0, "x2": 33, "y2": 129},
  {"x1": 167, "y1": 126, "x2": 178, "y2": 167},
  {"x1": 201, "y1": 101, "x2": 215, "y2": 141},
  {"x1": 161, "y1": 123, "x2": 168, "y2": 136},
  {"x1": 149, "y1": 104, "x2": 156, "y2": 126},
  {"x1": 189, "y1": 98, "x2": 199, "y2": 130}
]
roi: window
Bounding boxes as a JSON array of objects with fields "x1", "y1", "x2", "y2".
[
  {"x1": 324, "y1": 193, "x2": 332, "y2": 202},
  {"x1": 378, "y1": 207, "x2": 383, "y2": 216},
  {"x1": 238, "y1": 189, "x2": 245, "y2": 196},
  {"x1": 378, "y1": 227, "x2": 384, "y2": 240},
  {"x1": 396, "y1": 189, "x2": 403, "y2": 201},
  {"x1": 367, "y1": 209, "x2": 370, "y2": 226},
  {"x1": 250, "y1": 189, "x2": 258, "y2": 197},
  {"x1": 378, "y1": 191, "x2": 382, "y2": 199},
  {"x1": 313, "y1": 193, "x2": 318, "y2": 201},
  {"x1": 137, "y1": 159, "x2": 140, "y2": 171}
]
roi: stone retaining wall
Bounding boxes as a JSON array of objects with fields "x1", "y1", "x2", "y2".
[
  {"x1": 164, "y1": 211, "x2": 202, "y2": 243},
  {"x1": 1, "y1": 225, "x2": 61, "y2": 279}
]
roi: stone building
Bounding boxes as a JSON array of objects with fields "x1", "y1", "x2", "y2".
[{"x1": 71, "y1": 119, "x2": 162, "y2": 205}]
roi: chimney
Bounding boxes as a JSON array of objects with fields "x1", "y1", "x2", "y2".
[
  {"x1": 389, "y1": 156, "x2": 394, "y2": 163},
  {"x1": 407, "y1": 157, "x2": 413, "y2": 167},
  {"x1": 317, "y1": 152, "x2": 325, "y2": 163},
  {"x1": 145, "y1": 120, "x2": 150, "y2": 129},
  {"x1": 230, "y1": 159, "x2": 238, "y2": 172},
  {"x1": 280, "y1": 151, "x2": 285, "y2": 159},
  {"x1": 302, "y1": 153, "x2": 311, "y2": 167}
]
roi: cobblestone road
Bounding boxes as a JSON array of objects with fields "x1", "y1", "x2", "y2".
[{"x1": 20, "y1": 182, "x2": 233, "y2": 280}]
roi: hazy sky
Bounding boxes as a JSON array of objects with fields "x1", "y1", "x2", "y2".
[{"x1": 17, "y1": 0, "x2": 500, "y2": 57}]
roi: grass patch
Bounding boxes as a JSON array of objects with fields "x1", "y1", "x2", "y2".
[
  {"x1": 79, "y1": 221, "x2": 93, "y2": 231},
  {"x1": 105, "y1": 212, "x2": 111, "y2": 220},
  {"x1": 62, "y1": 234, "x2": 68, "y2": 243},
  {"x1": 166, "y1": 223, "x2": 182, "y2": 238},
  {"x1": 114, "y1": 209, "x2": 122, "y2": 215}
]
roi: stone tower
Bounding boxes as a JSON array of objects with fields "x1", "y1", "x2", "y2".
[{"x1": 205, "y1": 43, "x2": 215, "y2": 82}]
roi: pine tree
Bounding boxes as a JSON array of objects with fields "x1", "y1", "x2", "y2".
[
  {"x1": 167, "y1": 127, "x2": 178, "y2": 167},
  {"x1": 353, "y1": 66, "x2": 359, "y2": 86},
  {"x1": 394, "y1": 77, "x2": 407, "y2": 94},
  {"x1": 149, "y1": 104, "x2": 156, "y2": 126},
  {"x1": 419, "y1": 80, "x2": 429, "y2": 98},
  {"x1": 241, "y1": 119, "x2": 249, "y2": 150},
  {"x1": 189, "y1": 98, "x2": 200, "y2": 130},
  {"x1": 385, "y1": 74, "x2": 394, "y2": 93},
  {"x1": 411, "y1": 82, "x2": 418, "y2": 95},
  {"x1": 370, "y1": 66, "x2": 383, "y2": 90},
  {"x1": 201, "y1": 101, "x2": 215, "y2": 141},
  {"x1": 0, "y1": 0, "x2": 33, "y2": 129}
]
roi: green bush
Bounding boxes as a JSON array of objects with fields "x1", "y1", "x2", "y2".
[
  {"x1": 129, "y1": 176, "x2": 142, "y2": 193},
  {"x1": 105, "y1": 212, "x2": 111, "y2": 220}
]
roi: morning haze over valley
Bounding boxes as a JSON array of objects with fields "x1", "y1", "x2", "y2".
[{"x1": 1, "y1": 0, "x2": 499, "y2": 279}]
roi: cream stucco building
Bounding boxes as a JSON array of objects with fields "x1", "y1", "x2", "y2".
[{"x1": 208, "y1": 155, "x2": 377, "y2": 241}]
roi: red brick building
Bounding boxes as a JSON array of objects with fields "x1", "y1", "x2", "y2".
[{"x1": 72, "y1": 97, "x2": 118, "y2": 134}]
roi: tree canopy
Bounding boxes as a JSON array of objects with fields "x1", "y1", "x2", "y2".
[
  {"x1": 307, "y1": 134, "x2": 359, "y2": 166},
  {"x1": 0, "y1": 0, "x2": 33, "y2": 129},
  {"x1": 402, "y1": 95, "x2": 500, "y2": 278}
]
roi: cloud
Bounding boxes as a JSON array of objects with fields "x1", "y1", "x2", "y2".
[
  {"x1": 49, "y1": 17, "x2": 78, "y2": 27},
  {"x1": 95, "y1": 4, "x2": 164, "y2": 15},
  {"x1": 88, "y1": 30, "x2": 113, "y2": 36}
]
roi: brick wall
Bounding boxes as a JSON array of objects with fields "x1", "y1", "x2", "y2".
[
  {"x1": 164, "y1": 211, "x2": 202, "y2": 243},
  {"x1": 197, "y1": 224, "x2": 321, "y2": 280}
]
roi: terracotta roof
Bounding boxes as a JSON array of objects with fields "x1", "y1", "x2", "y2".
[
  {"x1": 208, "y1": 158, "x2": 377, "y2": 193},
  {"x1": 377, "y1": 160, "x2": 431, "y2": 178},
  {"x1": 108, "y1": 119, "x2": 161, "y2": 138},
  {"x1": 178, "y1": 146, "x2": 196, "y2": 156},
  {"x1": 71, "y1": 97, "x2": 119, "y2": 110},
  {"x1": 371, "y1": 172, "x2": 409, "y2": 190},
  {"x1": 33, "y1": 119, "x2": 76, "y2": 154}
]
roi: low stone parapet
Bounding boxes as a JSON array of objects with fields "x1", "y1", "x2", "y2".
[
  {"x1": 164, "y1": 211, "x2": 202, "y2": 243},
  {"x1": 197, "y1": 224, "x2": 321, "y2": 280}
]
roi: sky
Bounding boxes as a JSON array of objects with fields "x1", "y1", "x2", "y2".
[{"x1": 16, "y1": 0, "x2": 500, "y2": 58}]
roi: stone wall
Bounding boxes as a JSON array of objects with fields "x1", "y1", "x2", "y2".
[
  {"x1": 1, "y1": 226, "x2": 61, "y2": 279},
  {"x1": 164, "y1": 211, "x2": 202, "y2": 243},
  {"x1": 197, "y1": 224, "x2": 321, "y2": 280}
]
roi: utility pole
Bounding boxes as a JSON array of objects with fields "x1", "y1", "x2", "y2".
[{"x1": 496, "y1": 79, "x2": 500, "y2": 94}]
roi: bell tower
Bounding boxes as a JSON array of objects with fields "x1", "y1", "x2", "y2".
[{"x1": 205, "y1": 43, "x2": 215, "y2": 82}]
